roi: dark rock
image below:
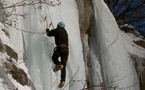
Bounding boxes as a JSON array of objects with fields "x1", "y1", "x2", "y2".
[
  {"x1": 130, "y1": 54, "x2": 145, "y2": 90},
  {"x1": 0, "y1": 40, "x2": 18, "y2": 61},
  {"x1": 133, "y1": 40, "x2": 145, "y2": 49},
  {"x1": 1, "y1": 29, "x2": 10, "y2": 38},
  {"x1": 3, "y1": 62, "x2": 28, "y2": 86},
  {"x1": 75, "y1": 0, "x2": 94, "y2": 34},
  {"x1": 27, "y1": 79, "x2": 36, "y2": 90},
  {"x1": 0, "y1": 65, "x2": 16, "y2": 90}
]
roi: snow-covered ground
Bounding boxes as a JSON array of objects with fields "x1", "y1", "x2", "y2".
[
  {"x1": 0, "y1": 23, "x2": 32, "y2": 90},
  {"x1": 120, "y1": 31, "x2": 145, "y2": 58}
]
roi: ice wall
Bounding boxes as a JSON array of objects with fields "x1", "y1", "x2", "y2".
[
  {"x1": 22, "y1": 0, "x2": 86, "y2": 90},
  {"x1": 90, "y1": 0, "x2": 140, "y2": 89},
  {"x1": 4, "y1": 0, "x2": 24, "y2": 59}
]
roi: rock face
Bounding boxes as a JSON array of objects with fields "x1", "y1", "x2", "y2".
[
  {"x1": 0, "y1": 65, "x2": 15, "y2": 90},
  {"x1": 0, "y1": 41, "x2": 18, "y2": 61},
  {"x1": 75, "y1": 0, "x2": 95, "y2": 89},
  {"x1": 131, "y1": 54, "x2": 145, "y2": 90},
  {"x1": 75, "y1": 0, "x2": 94, "y2": 34},
  {"x1": 0, "y1": 29, "x2": 36, "y2": 90},
  {"x1": 3, "y1": 62, "x2": 28, "y2": 86}
]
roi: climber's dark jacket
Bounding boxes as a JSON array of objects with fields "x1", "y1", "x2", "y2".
[
  {"x1": 46, "y1": 27, "x2": 68, "y2": 47},
  {"x1": 46, "y1": 26, "x2": 69, "y2": 81}
]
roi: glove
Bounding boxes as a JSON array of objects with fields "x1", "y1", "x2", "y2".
[{"x1": 46, "y1": 28, "x2": 49, "y2": 34}]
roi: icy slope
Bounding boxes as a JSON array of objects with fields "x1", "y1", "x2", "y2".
[
  {"x1": 0, "y1": 23, "x2": 35, "y2": 90},
  {"x1": 90, "y1": 0, "x2": 140, "y2": 89}
]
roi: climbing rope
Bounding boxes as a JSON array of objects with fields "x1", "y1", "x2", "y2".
[{"x1": 10, "y1": 25, "x2": 45, "y2": 34}]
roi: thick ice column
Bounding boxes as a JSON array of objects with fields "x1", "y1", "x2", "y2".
[
  {"x1": 22, "y1": 0, "x2": 86, "y2": 90},
  {"x1": 92, "y1": 0, "x2": 139, "y2": 89}
]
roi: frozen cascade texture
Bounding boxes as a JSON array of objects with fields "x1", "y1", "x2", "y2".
[
  {"x1": 22, "y1": 0, "x2": 86, "y2": 90},
  {"x1": 3, "y1": 0, "x2": 141, "y2": 90},
  {"x1": 90, "y1": 0, "x2": 140, "y2": 89}
]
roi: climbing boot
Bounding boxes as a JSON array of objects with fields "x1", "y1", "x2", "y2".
[
  {"x1": 58, "y1": 80, "x2": 65, "y2": 88},
  {"x1": 53, "y1": 65, "x2": 63, "y2": 72}
]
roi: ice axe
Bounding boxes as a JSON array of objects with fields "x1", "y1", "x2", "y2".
[
  {"x1": 44, "y1": 16, "x2": 48, "y2": 29},
  {"x1": 44, "y1": 16, "x2": 54, "y2": 29}
]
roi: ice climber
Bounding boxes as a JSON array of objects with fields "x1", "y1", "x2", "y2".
[{"x1": 46, "y1": 22, "x2": 69, "y2": 88}]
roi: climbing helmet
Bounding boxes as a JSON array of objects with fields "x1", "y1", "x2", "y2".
[{"x1": 57, "y1": 22, "x2": 65, "y2": 28}]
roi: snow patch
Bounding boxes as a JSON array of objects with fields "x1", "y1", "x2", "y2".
[
  {"x1": 120, "y1": 31, "x2": 145, "y2": 58},
  {"x1": 0, "y1": 78, "x2": 10, "y2": 90}
]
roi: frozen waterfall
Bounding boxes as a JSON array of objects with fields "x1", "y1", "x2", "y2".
[
  {"x1": 89, "y1": 0, "x2": 140, "y2": 90},
  {"x1": 22, "y1": 0, "x2": 86, "y2": 90},
  {"x1": 5, "y1": 0, "x2": 140, "y2": 90}
]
